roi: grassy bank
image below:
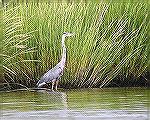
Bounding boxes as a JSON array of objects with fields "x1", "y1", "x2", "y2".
[{"x1": 1, "y1": 1, "x2": 150, "y2": 90}]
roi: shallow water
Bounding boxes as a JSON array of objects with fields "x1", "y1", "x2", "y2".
[{"x1": 0, "y1": 88, "x2": 149, "y2": 120}]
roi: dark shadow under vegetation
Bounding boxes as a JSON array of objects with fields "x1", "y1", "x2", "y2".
[{"x1": 1, "y1": 72, "x2": 149, "y2": 91}]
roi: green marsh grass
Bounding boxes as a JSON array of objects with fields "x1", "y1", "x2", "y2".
[{"x1": 1, "y1": 1, "x2": 150, "y2": 90}]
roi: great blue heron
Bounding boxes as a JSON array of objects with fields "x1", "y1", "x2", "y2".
[{"x1": 36, "y1": 32, "x2": 74, "y2": 91}]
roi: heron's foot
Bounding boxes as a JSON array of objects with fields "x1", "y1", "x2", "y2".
[
  {"x1": 51, "y1": 88, "x2": 54, "y2": 91},
  {"x1": 55, "y1": 89, "x2": 59, "y2": 92}
]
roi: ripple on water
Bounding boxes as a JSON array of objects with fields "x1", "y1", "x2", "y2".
[{"x1": 1, "y1": 109, "x2": 148, "y2": 120}]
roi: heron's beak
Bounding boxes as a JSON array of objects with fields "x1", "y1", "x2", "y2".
[
  {"x1": 68, "y1": 33, "x2": 75, "y2": 36},
  {"x1": 71, "y1": 33, "x2": 75, "y2": 36}
]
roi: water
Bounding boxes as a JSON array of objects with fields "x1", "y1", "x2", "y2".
[{"x1": 0, "y1": 88, "x2": 149, "y2": 120}]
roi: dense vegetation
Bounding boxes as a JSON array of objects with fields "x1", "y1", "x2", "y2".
[{"x1": 1, "y1": 1, "x2": 150, "y2": 90}]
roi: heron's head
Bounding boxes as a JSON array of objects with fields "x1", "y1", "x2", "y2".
[{"x1": 63, "y1": 32, "x2": 74, "y2": 37}]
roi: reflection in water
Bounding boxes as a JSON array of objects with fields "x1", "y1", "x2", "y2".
[{"x1": 0, "y1": 88, "x2": 149, "y2": 120}]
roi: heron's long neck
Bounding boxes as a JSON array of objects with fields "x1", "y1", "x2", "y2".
[{"x1": 60, "y1": 36, "x2": 66, "y2": 67}]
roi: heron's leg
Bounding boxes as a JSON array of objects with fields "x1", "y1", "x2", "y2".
[
  {"x1": 52, "y1": 81, "x2": 55, "y2": 91},
  {"x1": 55, "y1": 80, "x2": 59, "y2": 91}
]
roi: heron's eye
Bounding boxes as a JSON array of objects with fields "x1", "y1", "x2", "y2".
[{"x1": 63, "y1": 32, "x2": 67, "y2": 34}]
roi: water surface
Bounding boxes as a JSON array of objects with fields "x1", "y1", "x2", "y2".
[{"x1": 1, "y1": 88, "x2": 149, "y2": 120}]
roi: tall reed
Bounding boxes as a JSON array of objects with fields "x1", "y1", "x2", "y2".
[{"x1": 1, "y1": 1, "x2": 150, "y2": 90}]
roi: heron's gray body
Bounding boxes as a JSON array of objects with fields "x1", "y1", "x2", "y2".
[
  {"x1": 37, "y1": 58, "x2": 65, "y2": 87},
  {"x1": 37, "y1": 65, "x2": 61, "y2": 85},
  {"x1": 36, "y1": 32, "x2": 73, "y2": 90}
]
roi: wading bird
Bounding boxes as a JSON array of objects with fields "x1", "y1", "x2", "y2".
[{"x1": 36, "y1": 32, "x2": 74, "y2": 91}]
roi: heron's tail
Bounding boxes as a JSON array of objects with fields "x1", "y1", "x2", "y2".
[{"x1": 36, "y1": 80, "x2": 46, "y2": 88}]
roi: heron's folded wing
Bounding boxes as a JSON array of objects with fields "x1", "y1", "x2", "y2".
[{"x1": 42, "y1": 67, "x2": 62, "y2": 82}]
